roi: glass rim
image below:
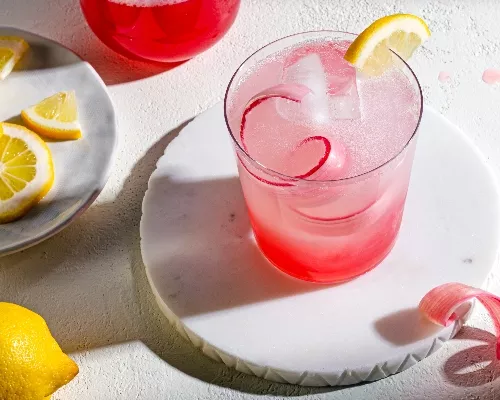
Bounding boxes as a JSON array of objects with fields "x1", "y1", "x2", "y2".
[{"x1": 223, "y1": 30, "x2": 424, "y2": 184}]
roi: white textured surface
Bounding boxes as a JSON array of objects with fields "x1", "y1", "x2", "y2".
[
  {"x1": 140, "y1": 104, "x2": 499, "y2": 385},
  {"x1": 1, "y1": 0, "x2": 500, "y2": 399}
]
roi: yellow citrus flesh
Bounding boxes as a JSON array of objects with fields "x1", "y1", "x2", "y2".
[
  {"x1": 21, "y1": 91, "x2": 82, "y2": 140},
  {"x1": 0, "y1": 36, "x2": 29, "y2": 80},
  {"x1": 0, "y1": 302, "x2": 79, "y2": 400},
  {"x1": 344, "y1": 14, "x2": 431, "y2": 76},
  {"x1": 0, "y1": 123, "x2": 54, "y2": 223}
]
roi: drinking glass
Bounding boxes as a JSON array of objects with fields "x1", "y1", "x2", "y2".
[{"x1": 224, "y1": 31, "x2": 423, "y2": 284}]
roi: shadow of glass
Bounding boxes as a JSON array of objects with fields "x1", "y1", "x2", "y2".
[
  {"x1": 374, "y1": 307, "x2": 443, "y2": 345},
  {"x1": 443, "y1": 327, "x2": 500, "y2": 388},
  {"x1": 143, "y1": 174, "x2": 325, "y2": 319},
  {"x1": 131, "y1": 128, "x2": 338, "y2": 395}
]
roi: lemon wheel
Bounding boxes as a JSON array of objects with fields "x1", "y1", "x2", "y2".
[{"x1": 0, "y1": 123, "x2": 54, "y2": 223}]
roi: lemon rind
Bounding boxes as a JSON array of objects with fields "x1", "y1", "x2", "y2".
[
  {"x1": 345, "y1": 14, "x2": 431, "y2": 69},
  {"x1": 0, "y1": 123, "x2": 54, "y2": 223},
  {"x1": 20, "y1": 91, "x2": 82, "y2": 140},
  {"x1": 0, "y1": 37, "x2": 29, "y2": 80}
]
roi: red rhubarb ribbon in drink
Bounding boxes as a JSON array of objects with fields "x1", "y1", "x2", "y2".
[{"x1": 239, "y1": 84, "x2": 338, "y2": 182}]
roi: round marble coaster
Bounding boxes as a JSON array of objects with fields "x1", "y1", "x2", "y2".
[{"x1": 140, "y1": 104, "x2": 500, "y2": 386}]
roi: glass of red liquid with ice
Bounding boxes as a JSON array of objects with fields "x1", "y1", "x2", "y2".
[
  {"x1": 80, "y1": 0, "x2": 240, "y2": 63},
  {"x1": 224, "y1": 31, "x2": 423, "y2": 284}
]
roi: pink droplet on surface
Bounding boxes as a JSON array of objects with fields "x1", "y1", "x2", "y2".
[
  {"x1": 438, "y1": 71, "x2": 451, "y2": 82},
  {"x1": 482, "y1": 69, "x2": 500, "y2": 85}
]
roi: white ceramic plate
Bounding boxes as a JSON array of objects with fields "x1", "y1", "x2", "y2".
[
  {"x1": 141, "y1": 103, "x2": 500, "y2": 386},
  {"x1": 0, "y1": 27, "x2": 117, "y2": 255}
]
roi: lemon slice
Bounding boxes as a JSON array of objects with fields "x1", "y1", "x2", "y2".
[
  {"x1": 0, "y1": 123, "x2": 54, "y2": 223},
  {"x1": 21, "y1": 91, "x2": 82, "y2": 140},
  {"x1": 0, "y1": 36, "x2": 29, "y2": 80},
  {"x1": 344, "y1": 14, "x2": 431, "y2": 76}
]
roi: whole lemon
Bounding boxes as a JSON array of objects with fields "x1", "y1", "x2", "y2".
[{"x1": 0, "y1": 302, "x2": 79, "y2": 400}]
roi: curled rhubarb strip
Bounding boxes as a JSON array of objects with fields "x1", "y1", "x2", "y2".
[
  {"x1": 236, "y1": 154, "x2": 293, "y2": 187},
  {"x1": 419, "y1": 282, "x2": 500, "y2": 359},
  {"x1": 239, "y1": 84, "x2": 333, "y2": 182},
  {"x1": 240, "y1": 83, "x2": 311, "y2": 153},
  {"x1": 293, "y1": 136, "x2": 332, "y2": 179}
]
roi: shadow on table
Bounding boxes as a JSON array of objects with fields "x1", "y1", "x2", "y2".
[
  {"x1": 0, "y1": 120, "x2": 337, "y2": 396},
  {"x1": 121, "y1": 123, "x2": 335, "y2": 395},
  {"x1": 2, "y1": 0, "x2": 183, "y2": 85},
  {"x1": 73, "y1": 33, "x2": 185, "y2": 86},
  {"x1": 142, "y1": 174, "x2": 328, "y2": 318},
  {"x1": 374, "y1": 307, "x2": 443, "y2": 346},
  {"x1": 5, "y1": 117, "x2": 500, "y2": 395},
  {"x1": 442, "y1": 327, "x2": 500, "y2": 388}
]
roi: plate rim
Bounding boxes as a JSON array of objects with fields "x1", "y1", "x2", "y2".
[{"x1": 0, "y1": 27, "x2": 118, "y2": 256}]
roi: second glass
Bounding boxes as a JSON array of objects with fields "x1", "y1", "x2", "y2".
[
  {"x1": 80, "y1": 0, "x2": 241, "y2": 63},
  {"x1": 224, "y1": 31, "x2": 423, "y2": 284}
]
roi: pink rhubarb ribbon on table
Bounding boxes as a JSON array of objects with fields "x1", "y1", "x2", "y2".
[{"x1": 419, "y1": 282, "x2": 500, "y2": 359}]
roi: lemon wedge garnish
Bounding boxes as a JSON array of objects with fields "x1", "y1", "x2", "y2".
[
  {"x1": 21, "y1": 91, "x2": 82, "y2": 140},
  {"x1": 0, "y1": 36, "x2": 29, "y2": 80},
  {"x1": 344, "y1": 14, "x2": 431, "y2": 76},
  {"x1": 0, "y1": 123, "x2": 54, "y2": 223}
]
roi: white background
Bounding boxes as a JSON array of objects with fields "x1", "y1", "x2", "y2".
[{"x1": 1, "y1": 0, "x2": 500, "y2": 399}]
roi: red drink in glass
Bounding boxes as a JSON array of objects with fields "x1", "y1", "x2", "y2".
[
  {"x1": 225, "y1": 32, "x2": 422, "y2": 284},
  {"x1": 80, "y1": 0, "x2": 240, "y2": 62}
]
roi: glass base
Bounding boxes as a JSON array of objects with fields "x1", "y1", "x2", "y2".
[{"x1": 253, "y1": 230, "x2": 400, "y2": 284}]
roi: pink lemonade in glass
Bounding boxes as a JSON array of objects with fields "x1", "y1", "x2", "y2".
[
  {"x1": 225, "y1": 32, "x2": 422, "y2": 284},
  {"x1": 80, "y1": 0, "x2": 240, "y2": 62}
]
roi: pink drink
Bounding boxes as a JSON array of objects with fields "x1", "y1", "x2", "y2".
[
  {"x1": 225, "y1": 32, "x2": 422, "y2": 283},
  {"x1": 80, "y1": 0, "x2": 240, "y2": 62}
]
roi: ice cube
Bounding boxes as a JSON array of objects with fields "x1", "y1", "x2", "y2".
[
  {"x1": 327, "y1": 68, "x2": 361, "y2": 120},
  {"x1": 278, "y1": 53, "x2": 330, "y2": 125},
  {"x1": 320, "y1": 45, "x2": 361, "y2": 120},
  {"x1": 279, "y1": 45, "x2": 361, "y2": 124}
]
